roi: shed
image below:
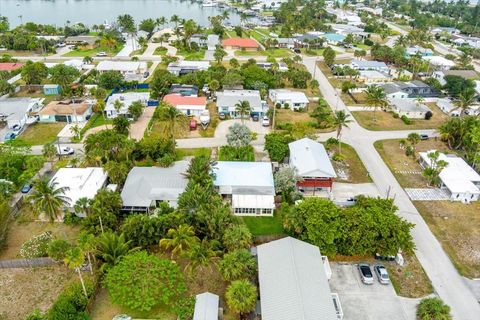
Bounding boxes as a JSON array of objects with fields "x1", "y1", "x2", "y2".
[
  {"x1": 43, "y1": 84, "x2": 61, "y2": 96},
  {"x1": 193, "y1": 292, "x2": 219, "y2": 320}
]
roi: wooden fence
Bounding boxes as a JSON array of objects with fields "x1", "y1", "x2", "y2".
[{"x1": 0, "y1": 257, "x2": 57, "y2": 269}]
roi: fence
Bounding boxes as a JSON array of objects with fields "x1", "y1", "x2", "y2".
[{"x1": 0, "y1": 257, "x2": 56, "y2": 269}]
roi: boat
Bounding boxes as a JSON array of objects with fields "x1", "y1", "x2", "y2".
[
  {"x1": 202, "y1": 0, "x2": 218, "y2": 7},
  {"x1": 199, "y1": 110, "x2": 210, "y2": 127}
]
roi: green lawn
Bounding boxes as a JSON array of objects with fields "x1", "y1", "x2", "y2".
[
  {"x1": 80, "y1": 113, "x2": 112, "y2": 135},
  {"x1": 243, "y1": 213, "x2": 285, "y2": 236},
  {"x1": 153, "y1": 46, "x2": 168, "y2": 56},
  {"x1": 300, "y1": 48, "x2": 325, "y2": 56},
  {"x1": 176, "y1": 148, "x2": 212, "y2": 160},
  {"x1": 62, "y1": 45, "x2": 122, "y2": 57},
  {"x1": 235, "y1": 48, "x2": 292, "y2": 58},
  {"x1": 17, "y1": 123, "x2": 65, "y2": 146},
  {"x1": 176, "y1": 48, "x2": 205, "y2": 60}
]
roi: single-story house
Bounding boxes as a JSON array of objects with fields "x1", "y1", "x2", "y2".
[
  {"x1": 256, "y1": 62, "x2": 288, "y2": 72},
  {"x1": 121, "y1": 161, "x2": 189, "y2": 212},
  {"x1": 163, "y1": 94, "x2": 207, "y2": 117},
  {"x1": 433, "y1": 70, "x2": 479, "y2": 86},
  {"x1": 437, "y1": 98, "x2": 461, "y2": 117},
  {"x1": 38, "y1": 99, "x2": 95, "y2": 123},
  {"x1": 189, "y1": 34, "x2": 220, "y2": 51},
  {"x1": 189, "y1": 34, "x2": 207, "y2": 47},
  {"x1": 96, "y1": 61, "x2": 147, "y2": 79},
  {"x1": 193, "y1": 292, "x2": 219, "y2": 320},
  {"x1": 431, "y1": 27, "x2": 460, "y2": 36},
  {"x1": 323, "y1": 33, "x2": 346, "y2": 45},
  {"x1": 276, "y1": 38, "x2": 296, "y2": 49},
  {"x1": 289, "y1": 138, "x2": 337, "y2": 192},
  {"x1": 213, "y1": 161, "x2": 276, "y2": 216},
  {"x1": 379, "y1": 83, "x2": 409, "y2": 99},
  {"x1": 257, "y1": 237, "x2": 340, "y2": 320},
  {"x1": 269, "y1": 89, "x2": 309, "y2": 110},
  {"x1": 216, "y1": 90, "x2": 267, "y2": 118},
  {"x1": 349, "y1": 59, "x2": 390, "y2": 73},
  {"x1": 419, "y1": 150, "x2": 480, "y2": 203},
  {"x1": 167, "y1": 60, "x2": 210, "y2": 76},
  {"x1": 65, "y1": 36, "x2": 99, "y2": 46},
  {"x1": 422, "y1": 56, "x2": 456, "y2": 70},
  {"x1": 170, "y1": 84, "x2": 199, "y2": 97},
  {"x1": 105, "y1": 92, "x2": 150, "y2": 119},
  {"x1": 0, "y1": 62, "x2": 23, "y2": 72},
  {"x1": 294, "y1": 33, "x2": 323, "y2": 47},
  {"x1": 206, "y1": 34, "x2": 220, "y2": 51},
  {"x1": 329, "y1": 23, "x2": 363, "y2": 34},
  {"x1": 380, "y1": 80, "x2": 438, "y2": 98},
  {"x1": 64, "y1": 59, "x2": 94, "y2": 71},
  {"x1": 43, "y1": 84, "x2": 61, "y2": 96},
  {"x1": 405, "y1": 46, "x2": 433, "y2": 57},
  {"x1": 0, "y1": 97, "x2": 43, "y2": 129},
  {"x1": 222, "y1": 38, "x2": 259, "y2": 51},
  {"x1": 50, "y1": 167, "x2": 108, "y2": 212},
  {"x1": 357, "y1": 70, "x2": 392, "y2": 84},
  {"x1": 388, "y1": 98, "x2": 431, "y2": 119}
]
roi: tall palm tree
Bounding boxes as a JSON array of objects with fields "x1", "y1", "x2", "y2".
[
  {"x1": 77, "y1": 231, "x2": 95, "y2": 275},
  {"x1": 64, "y1": 246, "x2": 88, "y2": 298},
  {"x1": 407, "y1": 132, "x2": 421, "y2": 159},
  {"x1": 156, "y1": 103, "x2": 188, "y2": 144},
  {"x1": 159, "y1": 224, "x2": 199, "y2": 258},
  {"x1": 28, "y1": 178, "x2": 71, "y2": 222},
  {"x1": 226, "y1": 280, "x2": 257, "y2": 319},
  {"x1": 156, "y1": 16, "x2": 166, "y2": 31},
  {"x1": 184, "y1": 155, "x2": 215, "y2": 185},
  {"x1": 454, "y1": 88, "x2": 476, "y2": 116},
  {"x1": 235, "y1": 100, "x2": 251, "y2": 124},
  {"x1": 333, "y1": 110, "x2": 352, "y2": 155},
  {"x1": 218, "y1": 249, "x2": 256, "y2": 281},
  {"x1": 170, "y1": 14, "x2": 180, "y2": 29},
  {"x1": 83, "y1": 56, "x2": 93, "y2": 64},
  {"x1": 365, "y1": 85, "x2": 387, "y2": 122},
  {"x1": 183, "y1": 239, "x2": 220, "y2": 274},
  {"x1": 74, "y1": 197, "x2": 91, "y2": 217},
  {"x1": 95, "y1": 232, "x2": 134, "y2": 272}
]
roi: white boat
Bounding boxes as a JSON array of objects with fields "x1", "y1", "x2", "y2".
[
  {"x1": 202, "y1": 0, "x2": 218, "y2": 7},
  {"x1": 199, "y1": 110, "x2": 210, "y2": 126}
]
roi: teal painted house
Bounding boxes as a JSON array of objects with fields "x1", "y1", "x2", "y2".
[{"x1": 43, "y1": 84, "x2": 61, "y2": 96}]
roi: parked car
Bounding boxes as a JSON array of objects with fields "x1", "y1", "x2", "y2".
[
  {"x1": 4, "y1": 132, "x2": 16, "y2": 141},
  {"x1": 374, "y1": 264, "x2": 390, "y2": 285},
  {"x1": 293, "y1": 48, "x2": 301, "y2": 54},
  {"x1": 374, "y1": 253, "x2": 395, "y2": 261},
  {"x1": 420, "y1": 134, "x2": 429, "y2": 140},
  {"x1": 358, "y1": 263, "x2": 374, "y2": 285},
  {"x1": 96, "y1": 51, "x2": 107, "y2": 57},
  {"x1": 56, "y1": 42, "x2": 66, "y2": 48},
  {"x1": 12, "y1": 124, "x2": 23, "y2": 134},
  {"x1": 262, "y1": 116, "x2": 270, "y2": 127},
  {"x1": 112, "y1": 315, "x2": 132, "y2": 320},
  {"x1": 189, "y1": 119, "x2": 197, "y2": 131},
  {"x1": 252, "y1": 114, "x2": 259, "y2": 121},
  {"x1": 21, "y1": 182, "x2": 33, "y2": 194},
  {"x1": 57, "y1": 146, "x2": 75, "y2": 156}
]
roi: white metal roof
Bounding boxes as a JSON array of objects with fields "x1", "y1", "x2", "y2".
[
  {"x1": 269, "y1": 89, "x2": 309, "y2": 104},
  {"x1": 216, "y1": 90, "x2": 262, "y2": 109},
  {"x1": 422, "y1": 56, "x2": 456, "y2": 68},
  {"x1": 193, "y1": 292, "x2": 219, "y2": 320},
  {"x1": 50, "y1": 167, "x2": 107, "y2": 207},
  {"x1": 289, "y1": 138, "x2": 337, "y2": 178},
  {"x1": 0, "y1": 97, "x2": 42, "y2": 122},
  {"x1": 233, "y1": 194, "x2": 275, "y2": 209},
  {"x1": 97, "y1": 60, "x2": 146, "y2": 72},
  {"x1": 213, "y1": 161, "x2": 275, "y2": 194},
  {"x1": 388, "y1": 98, "x2": 431, "y2": 113},
  {"x1": 257, "y1": 237, "x2": 338, "y2": 320},
  {"x1": 105, "y1": 92, "x2": 150, "y2": 113}
]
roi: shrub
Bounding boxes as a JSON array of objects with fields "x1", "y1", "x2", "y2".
[
  {"x1": 47, "y1": 239, "x2": 71, "y2": 261},
  {"x1": 405, "y1": 145, "x2": 414, "y2": 157},
  {"x1": 47, "y1": 279, "x2": 94, "y2": 320},
  {"x1": 417, "y1": 297, "x2": 451, "y2": 320},
  {"x1": 20, "y1": 232, "x2": 53, "y2": 258},
  {"x1": 63, "y1": 212, "x2": 82, "y2": 225},
  {"x1": 392, "y1": 113, "x2": 399, "y2": 118},
  {"x1": 332, "y1": 152, "x2": 345, "y2": 162},
  {"x1": 364, "y1": 38, "x2": 374, "y2": 46},
  {"x1": 218, "y1": 145, "x2": 255, "y2": 161},
  {"x1": 400, "y1": 115, "x2": 412, "y2": 125},
  {"x1": 425, "y1": 111, "x2": 433, "y2": 120},
  {"x1": 172, "y1": 296, "x2": 195, "y2": 320}
]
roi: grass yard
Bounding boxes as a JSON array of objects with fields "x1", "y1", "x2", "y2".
[
  {"x1": 176, "y1": 148, "x2": 212, "y2": 160},
  {"x1": 414, "y1": 201, "x2": 480, "y2": 278},
  {"x1": 199, "y1": 103, "x2": 219, "y2": 138},
  {"x1": 81, "y1": 113, "x2": 112, "y2": 135},
  {"x1": 17, "y1": 123, "x2": 65, "y2": 146},
  {"x1": 328, "y1": 143, "x2": 372, "y2": 183},
  {"x1": 300, "y1": 48, "x2": 325, "y2": 56},
  {"x1": 352, "y1": 104, "x2": 449, "y2": 131},
  {"x1": 274, "y1": 108, "x2": 316, "y2": 127},
  {"x1": 176, "y1": 48, "x2": 205, "y2": 60},
  {"x1": 62, "y1": 45, "x2": 122, "y2": 57},
  {"x1": 0, "y1": 265, "x2": 76, "y2": 320},
  {"x1": 234, "y1": 48, "x2": 292, "y2": 58},
  {"x1": 153, "y1": 46, "x2": 168, "y2": 55},
  {"x1": 387, "y1": 254, "x2": 433, "y2": 298},
  {"x1": 242, "y1": 213, "x2": 285, "y2": 236}
]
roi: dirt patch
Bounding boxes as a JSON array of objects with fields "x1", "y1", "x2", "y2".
[
  {"x1": 328, "y1": 143, "x2": 372, "y2": 183},
  {"x1": 0, "y1": 265, "x2": 75, "y2": 319},
  {"x1": 387, "y1": 254, "x2": 433, "y2": 298}
]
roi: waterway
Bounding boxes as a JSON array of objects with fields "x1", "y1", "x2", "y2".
[{"x1": 0, "y1": 0, "x2": 241, "y2": 28}]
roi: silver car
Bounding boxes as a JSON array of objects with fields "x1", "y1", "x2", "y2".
[
  {"x1": 374, "y1": 264, "x2": 390, "y2": 285},
  {"x1": 358, "y1": 263, "x2": 374, "y2": 285}
]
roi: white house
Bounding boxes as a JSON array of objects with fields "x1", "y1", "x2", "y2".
[
  {"x1": 388, "y1": 98, "x2": 431, "y2": 119},
  {"x1": 437, "y1": 98, "x2": 460, "y2": 117},
  {"x1": 213, "y1": 161, "x2": 276, "y2": 216},
  {"x1": 269, "y1": 89, "x2": 309, "y2": 110},
  {"x1": 422, "y1": 56, "x2": 456, "y2": 70},
  {"x1": 96, "y1": 61, "x2": 147, "y2": 80},
  {"x1": 380, "y1": 84, "x2": 409, "y2": 99},
  {"x1": 433, "y1": 70, "x2": 478, "y2": 86},
  {"x1": 350, "y1": 59, "x2": 390, "y2": 73},
  {"x1": 163, "y1": 94, "x2": 207, "y2": 117},
  {"x1": 193, "y1": 292, "x2": 219, "y2": 320},
  {"x1": 216, "y1": 90, "x2": 268, "y2": 118},
  {"x1": 405, "y1": 46, "x2": 433, "y2": 57},
  {"x1": 50, "y1": 167, "x2": 108, "y2": 212},
  {"x1": 167, "y1": 60, "x2": 210, "y2": 76},
  {"x1": 105, "y1": 92, "x2": 150, "y2": 119},
  {"x1": 357, "y1": 70, "x2": 392, "y2": 84},
  {"x1": 0, "y1": 97, "x2": 43, "y2": 129},
  {"x1": 419, "y1": 150, "x2": 480, "y2": 203}
]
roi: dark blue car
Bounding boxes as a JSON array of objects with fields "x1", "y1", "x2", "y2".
[
  {"x1": 21, "y1": 183, "x2": 33, "y2": 194},
  {"x1": 4, "y1": 132, "x2": 16, "y2": 141}
]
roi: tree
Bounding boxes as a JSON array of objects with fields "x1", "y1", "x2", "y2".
[
  {"x1": 456, "y1": 52, "x2": 472, "y2": 69},
  {"x1": 365, "y1": 85, "x2": 387, "y2": 121},
  {"x1": 49, "y1": 64, "x2": 80, "y2": 92},
  {"x1": 42, "y1": 142, "x2": 56, "y2": 167},
  {"x1": 47, "y1": 239, "x2": 71, "y2": 261},
  {"x1": 21, "y1": 61, "x2": 48, "y2": 90},
  {"x1": 183, "y1": 19, "x2": 198, "y2": 50},
  {"x1": 160, "y1": 224, "x2": 199, "y2": 258},
  {"x1": 226, "y1": 123, "x2": 252, "y2": 147},
  {"x1": 229, "y1": 58, "x2": 240, "y2": 68},
  {"x1": 154, "y1": 102, "x2": 188, "y2": 143},
  {"x1": 443, "y1": 75, "x2": 475, "y2": 98},
  {"x1": 128, "y1": 100, "x2": 144, "y2": 120},
  {"x1": 213, "y1": 46, "x2": 227, "y2": 63},
  {"x1": 234, "y1": 100, "x2": 251, "y2": 124},
  {"x1": 98, "y1": 70, "x2": 124, "y2": 89},
  {"x1": 95, "y1": 232, "x2": 134, "y2": 272},
  {"x1": 70, "y1": 124, "x2": 81, "y2": 140},
  {"x1": 322, "y1": 46, "x2": 336, "y2": 66},
  {"x1": 64, "y1": 246, "x2": 88, "y2": 299},
  {"x1": 274, "y1": 166, "x2": 299, "y2": 202},
  {"x1": 225, "y1": 280, "x2": 257, "y2": 318},
  {"x1": 333, "y1": 110, "x2": 352, "y2": 155},
  {"x1": 139, "y1": 18, "x2": 157, "y2": 38},
  {"x1": 219, "y1": 249, "x2": 256, "y2": 281},
  {"x1": 105, "y1": 251, "x2": 186, "y2": 312},
  {"x1": 417, "y1": 297, "x2": 451, "y2": 320},
  {"x1": 222, "y1": 224, "x2": 252, "y2": 252},
  {"x1": 120, "y1": 212, "x2": 176, "y2": 248},
  {"x1": 104, "y1": 160, "x2": 129, "y2": 185},
  {"x1": 183, "y1": 239, "x2": 220, "y2": 274},
  {"x1": 407, "y1": 132, "x2": 421, "y2": 159},
  {"x1": 83, "y1": 55, "x2": 93, "y2": 64},
  {"x1": 454, "y1": 88, "x2": 476, "y2": 116},
  {"x1": 264, "y1": 132, "x2": 292, "y2": 162},
  {"x1": 28, "y1": 178, "x2": 71, "y2": 222},
  {"x1": 150, "y1": 69, "x2": 177, "y2": 98},
  {"x1": 117, "y1": 14, "x2": 135, "y2": 33},
  {"x1": 113, "y1": 116, "x2": 130, "y2": 135},
  {"x1": 422, "y1": 151, "x2": 448, "y2": 186}
]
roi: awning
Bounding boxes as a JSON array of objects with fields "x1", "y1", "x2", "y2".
[{"x1": 232, "y1": 194, "x2": 275, "y2": 209}]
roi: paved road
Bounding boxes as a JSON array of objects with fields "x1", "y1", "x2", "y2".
[{"x1": 303, "y1": 56, "x2": 480, "y2": 320}]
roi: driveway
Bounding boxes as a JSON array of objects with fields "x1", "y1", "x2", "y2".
[
  {"x1": 214, "y1": 119, "x2": 270, "y2": 138},
  {"x1": 116, "y1": 36, "x2": 139, "y2": 57},
  {"x1": 330, "y1": 263, "x2": 419, "y2": 320},
  {"x1": 130, "y1": 106, "x2": 155, "y2": 141},
  {"x1": 331, "y1": 182, "x2": 380, "y2": 201}
]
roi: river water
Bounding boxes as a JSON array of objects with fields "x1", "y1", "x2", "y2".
[{"x1": 0, "y1": 0, "x2": 240, "y2": 28}]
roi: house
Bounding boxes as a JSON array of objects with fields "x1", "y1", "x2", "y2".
[
  {"x1": 388, "y1": 98, "x2": 431, "y2": 119},
  {"x1": 216, "y1": 90, "x2": 267, "y2": 118},
  {"x1": 189, "y1": 34, "x2": 207, "y2": 47},
  {"x1": 256, "y1": 62, "x2": 288, "y2": 72},
  {"x1": 121, "y1": 161, "x2": 189, "y2": 212},
  {"x1": 38, "y1": 99, "x2": 95, "y2": 123},
  {"x1": 0, "y1": 62, "x2": 23, "y2": 72},
  {"x1": 213, "y1": 161, "x2": 275, "y2": 216},
  {"x1": 437, "y1": 98, "x2": 461, "y2": 116},
  {"x1": 276, "y1": 38, "x2": 296, "y2": 49},
  {"x1": 221, "y1": 38, "x2": 259, "y2": 51},
  {"x1": 405, "y1": 46, "x2": 433, "y2": 57},
  {"x1": 105, "y1": 92, "x2": 150, "y2": 119},
  {"x1": 268, "y1": 89, "x2": 309, "y2": 110},
  {"x1": 65, "y1": 36, "x2": 99, "y2": 46},
  {"x1": 328, "y1": 24, "x2": 369, "y2": 39},
  {"x1": 323, "y1": 33, "x2": 346, "y2": 45},
  {"x1": 64, "y1": 59, "x2": 94, "y2": 71},
  {"x1": 433, "y1": 70, "x2": 478, "y2": 86},
  {"x1": 167, "y1": 60, "x2": 210, "y2": 76},
  {"x1": 206, "y1": 34, "x2": 220, "y2": 51},
  {"x1": 419, "y1": 150, "x2": 480, "y2": 203},
  {"x1": 431, "y1": 27, "x2": 460, "y2": 36},
  {"x1": 96, "y1": 61, "x2": 147, "y2": 80},
  {"x1": 357, "y1": 70, "x2": 392, "y2": 84},
  {"x1": 380, "y1": 80, "x2": 438, "y2": 98},
  {"x1": 43, "y1": 84, "x2": 61, "y2": 96},
  {"x1": 289, "y1": 138, "x2": 337, "y2": 192},
  {"x1": 294, "y1": 33, "x2": 322, "y2": 47},
  {"x1": 350, "y1": 59, "x2": 390, "y2": 73},
  {"x1": 170, "y1": 84, "x2": 199, "y2": 97},
  {"x1": 257, "y1": 237, "x2": 340, "y2": 320},
  {"x1": 163, "y1": 94, "x2": 207, "y2": 117},
  {"x1": 193, "y1": 292, "x2": 219, "y2": 320},
  {"x1": 0, "y1": 97, "x2": 43, "y2": 129},
  {"x1": 50, "y1": 167, "x2": 108, "y2": 212},
  {"x1": 422, "y1": 56, "x2": 456, "y2": 70},
  {"x1": 379, "y1": 83, "x2": 409, "y2": 99}
]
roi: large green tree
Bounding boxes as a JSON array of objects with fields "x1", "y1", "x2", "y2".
[
  {"x1": 28, "y1": 178, "x2": 71, "y2": 222},
  {"x1": 417, "y1": 297, "x2": 451, "y2": 320},
  {"x1": 160, "y1": 224, "x2": 199, "y2": 258},
  {"x1": 225, "y1": 280, "x2": 257, "y2": 318},
  {"x1": 222, "y1": 224, "x2": 252, "y2": 252},
  {"x1": 95, "y1": 232, "x2": 135, "y2": 272},
  {"x1": 21, "y1": 61, "x2": 48, "y2": 89},
  {"x1": 219, "y1": 249, "x2": 256, "y2": 281}
]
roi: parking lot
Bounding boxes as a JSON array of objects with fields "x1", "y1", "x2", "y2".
[{"x1": 330, "y1": 263, "x2": 419, "y2": 320}]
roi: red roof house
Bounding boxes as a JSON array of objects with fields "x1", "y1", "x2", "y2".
[
  {"x1": 163, "y1": 94, "x2": 207, "y2": 117},
  {"x1": 222, "y1": 38, "x2": 260, "y2": 50},
  {"x1": 0, "y1": 63, "x2": 24, "y2": 72}
]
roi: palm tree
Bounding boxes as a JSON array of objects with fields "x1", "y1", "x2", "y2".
[
  {"x1": 407, "y1": 132, "x2": 421, "y2": 159},
  {"x1": 113, "y1": 116, "x2": 130, "y2": 136},
  {"x1": 454, "y1": 88, "x2": 476, "y2": 116},
  {"x1": 184, "y1": 155, "x2": 215, "y2": 185},
  {"x1": 82, "y1": 56, "x2": 93, "y2": 64},
  {"x1": 42, "y1": 142, "x2": 56, "y2": 168},
  {"x1": 70, "y1": 124, "x2": 81, "y2": 140},
  {"x1": 156, "y1": 16, "x2": 166, "y2": 31},
  {"x1": 235, "y1": 100, "x2": 251, "y2": 124},
  {"x1": 74, "y1": 197, "x2": 91, "y2": 217},
  {"x1": 225, "y1": 280, "x2": 257, "y2": 319},
  {"x1": 183, "y1": 239, "x2": 220, "y2": 274},
  {"x1": 28, "y1": 178, "x2": 71, "y2": 222},
  {"x1": 365, "y1": 85, "x2": 387, "y2": 122},
  {"x1": 170, "y1": 14, "x2": 180, "y2": 29},
  {"x1": 77, "y1": 231, "x2": 95, "y2": 275},
  {"x1": 218, "y1": 249, "x2": 256, "y2": 281},
  {"x1": 99, "y1": 34, "x2": 117, "y2": 52},
  {"x1": 113, "y1": 99, "x2": 124, "y2": 117},
  {"x1": 333, "y1": 110, "x2": 352, "y2": 155},
  {"x1": 95, "y1": 232, "x2": 134, "y2": 272},
  {"x1": 64, "y1": 246, "x2": 88, "y2": 298},
  {"x1": 156, "y1": 102, "x2": 188, "y2": 144},
  {"x1": 159, "y1": 224, "x2": 199, "y2": 258},
  {"x1": 94, "y1": 100, "x2": 107, "y2": 128}
]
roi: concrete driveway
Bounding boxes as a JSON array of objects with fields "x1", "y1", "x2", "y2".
[
  {"x1": 214, "y1": 119, "x2": 270, "y2": 138},
  {"x1": 130, "y1": 106, "x2": 155, "y2": 141},
  {"x1": 330, "y1": 263, "x2": 419, "y2": 320}
]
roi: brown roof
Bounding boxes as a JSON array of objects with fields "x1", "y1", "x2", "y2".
[
  {"x1": 443, "y1": 70, "x2": 478, "y2": 80},
  {"x1": 39, "y1": 100, "x2": 91, "y2": 116}
]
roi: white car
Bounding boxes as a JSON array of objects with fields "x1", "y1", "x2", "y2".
[
  {"x1": 262, "y1": 116, "x2": 270, "y2": 127},
  {"x1": 96, "y1": 51, "x2": 107, "y2": 57},
  {"x1": 57, "y1": 146, "x2": 75, "y2": 156}
]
